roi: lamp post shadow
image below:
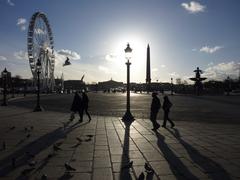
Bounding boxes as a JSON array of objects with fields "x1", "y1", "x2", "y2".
[{"x1": 119, "y1": 120, "x2": 133, "y2": 180}]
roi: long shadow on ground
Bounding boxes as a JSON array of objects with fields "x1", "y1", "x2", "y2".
[
  {"x1": 154, "y1": 131, "x2": 198, "y2": 180},
  {"x1": 166, "y1": 128, "x2": 232, "y2": 180},
  {"x1": 0, "y1": 121, "x2": 88, "y2": 177}
]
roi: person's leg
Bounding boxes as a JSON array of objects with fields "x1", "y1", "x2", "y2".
[
  {"x1": 151, "y1": 112, "x2": 160, "y2": 130},
  {"x1": 79, "y1": 109, "x2": 83, "y2": 122},
  {"x1": 162, "y1": 111, "x2": 167, "y2": 127},
  {"x1": 85, "y1": 107, "x2": 91, "y2": 121},
  {"x1": 167, "y1": 112, "x2": 175, "y2": 128}
]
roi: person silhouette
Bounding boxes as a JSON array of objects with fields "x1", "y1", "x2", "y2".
[
  {"x1": 70, "y1": 91, "x2": 83, "y2": 122},
  {"x1": 162, "y1": 95, "x2": 175, "y2": 128},
  {"x1": 81, "y1": 91, "x2": 91, "y2": 122},
  {"x1": 150, "y1": 92, "x2": 161, "y2": 130}
]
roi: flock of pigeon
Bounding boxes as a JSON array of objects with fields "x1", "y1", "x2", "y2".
[
  {"x1": 1, "y1": 122, "x2": 156, "y2": 179},
  {"x1": 122, "y1": 160, "x2": 155, "y2": 180},
  {"x1": 1, "y1": 121, "x2": 94, "y2": 179}
]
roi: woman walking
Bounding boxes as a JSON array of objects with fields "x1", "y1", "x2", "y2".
[{"x1": 162, "y1": 95, "x2": 175, "y2": 128}]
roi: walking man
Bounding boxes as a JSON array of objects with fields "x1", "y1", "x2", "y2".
[
  {"x1": 70, "y1": 91, "x2": 83, "y2": 122},
  {"x1": 162, "y1": 95, "x2": 175, "y2": 128},
  {"x1": 81, "y1": 91, "x2": 91, "y2": 122},
  {"x1": 150, "y1": 92, "x2": 161, "y2": 131}
]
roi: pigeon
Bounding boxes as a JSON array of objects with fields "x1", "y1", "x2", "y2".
[
  {"x1": 55, "y1": 141, "x2": 63, "y2": 147},
  {"x1": 53, "y1": 144, "x2": 62, "y2": 151},
  {"x1": 85, "y1": 138, "x2": 91, "y2": 142},
  {"x1": 144, "y1": 162, "x2": 154, "y2": 174},
  {"x1": 76, "y1": 137, "x2": 82, "y2": 143},
  {"x1": 86, "y1": 135, "x2": 94, "y2": 138},
  {"x1": 137, "y1": 172, "x2": 145, "y2": 180},
  {"x1": 10, "y1": 126, "x2": 16, "y2": 130},
  {"x1": 28, "y1": 160, "x2": 37, "y2": 167},
  {"x1": 122, "y1": 161, "x2": 133, "y2": 169},
  {"x1": 64, "y1": 163, "x2": 76, "y2": 171},
  {"x1": 41, "y1": 174, "x2": 47, "y2": 180}
]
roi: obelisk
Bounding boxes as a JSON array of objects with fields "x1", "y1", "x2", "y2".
[{"x1": 146, "y1": 44, "x2": 151, "y2": 92}]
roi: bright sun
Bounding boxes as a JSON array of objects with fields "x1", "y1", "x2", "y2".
[{"x1": 106, "y1": 34, "x2": 149, "y2": 82}]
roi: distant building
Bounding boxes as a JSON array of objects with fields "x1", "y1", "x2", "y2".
[
  {"x1": 98, "y1": 79, "x2": 124, "y2": 90},
  {"x1": 64, "y1": 80, "x2": 85, "y2": 91}
]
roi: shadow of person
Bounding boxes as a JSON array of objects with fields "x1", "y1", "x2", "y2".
[
  {"x1": 0, "y1": 121, "x2": 88, "y2": 177},
  {"x1": 166, "y1": 128, "x2": 232, "y2": 180},
  {"x1": 154, "y1": 130, "x2": 198, "y2": 180},
  {"x1": 119, "y1": 120, "x2": 133, "y2": 180}
]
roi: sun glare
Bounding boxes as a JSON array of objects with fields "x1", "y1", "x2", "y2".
[{"x1": 108, "y1": 35, "x2": 148, "y2": 82}]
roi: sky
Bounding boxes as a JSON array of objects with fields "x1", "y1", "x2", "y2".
[{"x1": 0, "y1": 0, "x2": 240, "y2": 84}]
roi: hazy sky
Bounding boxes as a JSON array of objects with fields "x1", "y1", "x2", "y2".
[{"x1": 0, "y1": 0, "x2": 240, "y2": 83}]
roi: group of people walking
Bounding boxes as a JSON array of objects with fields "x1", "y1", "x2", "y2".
[
  {"x1": 70, "y1": 90, "x2": 174, "y2": 130},
  {"x1": 150, "y1": 92, "x2": 175, "y2": 130},
  {"x1": 70, "y1": 91, "x2": 91, "y2": 122}
]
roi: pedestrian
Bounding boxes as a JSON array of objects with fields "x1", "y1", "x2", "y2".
[
  {"x1": 70, "y1": 91, "x2": 83, "y2": 122},
  {"x1": 162, "y1": 95, "x2": 175, "y2": 128},
  {"x1": 150, "y1": 92, "x2": 161, "y2": 131},
  {"x1": 81, "y1": 91, "x2": 91, "y2": 122}
]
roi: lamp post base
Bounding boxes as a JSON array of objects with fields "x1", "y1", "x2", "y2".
[
  {"x1": 122, "y1": 111, "x2": 134, "y2": 123},
  {"x1": 33, "y1": 105, "x2": 43, "y2": 112}
]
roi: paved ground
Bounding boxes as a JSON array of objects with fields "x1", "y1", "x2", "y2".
[
  {"x1": 8, "y1": 92, "x2": 240, "y2": 123},
  {"x1": 0, "y1": 106, "x2": 240, "y2": 179}
]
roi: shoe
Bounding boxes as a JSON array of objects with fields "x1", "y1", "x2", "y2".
[
  {"x1": 171, "y1": 124, "x2": 175, "y2": 128},
  {"x1": 162, "y1": 125, "x2": 166, "y2": 128},
  {"x1": 79, "y1": 119, "x2": 83, "y2": 123}
]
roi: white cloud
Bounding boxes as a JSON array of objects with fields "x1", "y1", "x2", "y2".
[
  {"x1": 200, "y1": 46, "x2": 223, "y2": 54},
  {"x1": 17, "y1": 18, "x2": 27, "y2": 31},
  {"x1": 160, "y1": 64, "x2": 166, "y2": 68},
  {"x1": 7, "y1": 0, "x2": 14, "y2": 6},
  {"x1": 98, "y1": 66, "x2": 110, "y2": 74},
  {"x1": 105, "y1": 54, "x2": 117, "y2": 62},
  {"x1": 203, "y1": 61, "x2": 240, "y2": 80},
  {"x1": 181, "y1": 1, "x2": 206, "y2": 14},
  {"x1": 14, "y1": 50, "x2": 28, "y2": 60},
  {"x1": 57, "y1": 49, "x2": 80, "y2": 60},
  {"x1": 98, "y1": 65, "x2": 117, "y2": 75},
  {"x1": 152, "y1": 68, "x2": 158, "y2": 72},
  {"x1": 0, "y1": 56, "x2": 7, "y2": 61}
]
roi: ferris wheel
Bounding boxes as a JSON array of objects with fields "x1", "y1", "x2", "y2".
[{"x1": 27, "y1": 12, "x2": 55, "y2": 91}]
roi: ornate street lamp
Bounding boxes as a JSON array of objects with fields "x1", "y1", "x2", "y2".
[
  {"x1": 34, "y1": 58, "x2": 43, "y2": 111},
  {"x1": 1, "y1": 68, "x2": 8, "y2": 106},
  {"x1": 122, "y1": 43, "x2": 134, "y2": 122}
]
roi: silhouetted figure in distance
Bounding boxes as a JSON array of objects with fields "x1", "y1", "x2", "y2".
[
  {"x1": 70, "y1": 92, "x2": 83, "y2": 122},
  {"x1": 81, "y1": 91, "x2": 91, "y2": 122},
  {"x1": 162, "y1": 95, "x2": 175, "y2": 128},
  {"x1": 150, "y1": 92, "x2": 161, "y2": 130}
]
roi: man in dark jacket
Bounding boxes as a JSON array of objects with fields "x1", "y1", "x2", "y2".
[
  {"x1": 70, "y1": 92, "x2": 83, "y2": 122},
  {"x1": 81, "y1": 91, "x2": 91, "y2": 122},
  {"x1": 150, "y1": 92, "x2": 161, "y2": 130}
]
